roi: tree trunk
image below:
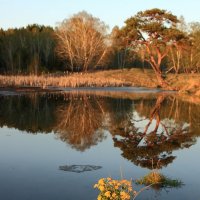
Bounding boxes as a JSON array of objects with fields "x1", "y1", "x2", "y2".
[{"x1": 154, "y1": 70, "x2": 172, "y2": 89}]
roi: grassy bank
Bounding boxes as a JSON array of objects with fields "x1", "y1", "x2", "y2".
[{"x1": 0, "y1": 69, "x2": 199, "y2": 96}]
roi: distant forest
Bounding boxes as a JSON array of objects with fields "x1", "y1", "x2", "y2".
[
  {"x1": 0, "y1": 25, "x2": 61, "y2": 74},
  {"x1": 0, "y1": 9, "x2": 200, "y2": 75}
]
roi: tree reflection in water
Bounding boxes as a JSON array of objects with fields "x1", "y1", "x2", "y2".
[
  {"x1": 54, "y1": 93, "x2": 108, "y2": 151},
  {"x1": 111, "y1": 94, "x2": 200, "y2": 169},
  {"x1": 0, "y1": 91, "x2": 199, "y2": 168}
]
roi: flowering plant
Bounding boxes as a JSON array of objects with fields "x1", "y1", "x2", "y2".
[{"x1": 94, "y1": 177, "x2": 137, "y2": 200}]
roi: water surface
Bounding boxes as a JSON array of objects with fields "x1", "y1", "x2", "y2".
[{"x1": 0, "y1": 90, "x2": 200, "y2": 200}]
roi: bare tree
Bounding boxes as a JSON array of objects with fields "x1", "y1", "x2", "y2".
[{"x1": 55, "y1": 11, "x2": 109, "y2": 72}]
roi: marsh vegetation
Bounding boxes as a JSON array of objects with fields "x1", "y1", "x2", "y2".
[{"x1": 0, "y1": 9, "x2": 200, "y2": 92}]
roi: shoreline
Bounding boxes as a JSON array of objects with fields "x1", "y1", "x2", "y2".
[
  {"x1": 0, "y1": 85, "x2": 174, "y2": 94},
  {"x1": 0, "y1": 85, "x2": 200, "y2": 105},
  {"x1": 0, "y1": 68, "x2": 199, "y2": 97}
]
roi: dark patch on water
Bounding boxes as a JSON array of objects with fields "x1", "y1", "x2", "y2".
[{"x1": 59, "y1": 165, "x2": 102, "y2": 173}]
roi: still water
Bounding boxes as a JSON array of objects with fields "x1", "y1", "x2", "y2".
[{"x1": 0, "y1": 89, "x2": 200, "y2": 200}]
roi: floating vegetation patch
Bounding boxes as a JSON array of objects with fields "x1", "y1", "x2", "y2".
[
  {"x1": 59, "y1": 165, "x2": 102, "y2": 173},
  {"x1": 136, "y1": 171, "x2": 183, "y2": 188}
]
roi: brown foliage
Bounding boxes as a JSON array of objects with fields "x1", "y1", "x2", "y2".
[{"x1": 55, "y1": 11, "x2": 109, "y2": 71}]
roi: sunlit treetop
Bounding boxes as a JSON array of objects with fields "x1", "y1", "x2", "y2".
[{"x1": 122, "y1": 8, "x2": 186, "y2": 44}]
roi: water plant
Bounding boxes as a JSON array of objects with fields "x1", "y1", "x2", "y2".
[
  {"x1": 94, "y1": 171, "x2": 183, "y2": 200},
  {"x1": 94, "y1": 177, "x2": 137, "y2": 200},
  {"x1": 136, "y1": 170, "x2": 183, "y2": 188}
]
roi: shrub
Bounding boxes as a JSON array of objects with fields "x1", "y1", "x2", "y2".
[{"x1": 94, "y1": 178, "x2": 137, "y2": 200}]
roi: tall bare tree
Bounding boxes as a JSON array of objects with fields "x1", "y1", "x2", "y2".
[{"x1": 55, "y1": 11, "x2": 109, "y2": 72}]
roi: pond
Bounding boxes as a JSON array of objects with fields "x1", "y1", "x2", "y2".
[{"x1": 0, "y1": 89, "x2": 200, "y2": 200}]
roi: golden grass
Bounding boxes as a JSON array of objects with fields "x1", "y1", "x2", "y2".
[
  {"x1": 136, "y1": 171, "x2": 183, "y2": 188},
  {"x1": 0, "y1": 69, "x2": 158, "y2": 88},
  {"x1": 0, "y1": 73, "x2": 130, "y2": 88},
  {"x1": 136, "y1": 171, "x2": 165, "y2": 186},
  {"x1": 167, "y1": 73, "x2": 200, "y2": 96},
  {"x1": 0, "y1": 68, "x2": 199, "y2": 96}
]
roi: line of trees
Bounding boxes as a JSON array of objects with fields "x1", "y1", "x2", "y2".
[
  {"x1": 0, "y1": 25, "x2": 62, "y2": 74},
  {"x1": 0, "y1": 9, "x2": 200, "y2": 77}
]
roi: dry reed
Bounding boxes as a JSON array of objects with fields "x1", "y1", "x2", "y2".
[
  {"x1": 0, "y1": 69, "x2": 199, "y2": 96},
  {"x1": 0, "y1": 74, "x2": 131, "y2": 88}
]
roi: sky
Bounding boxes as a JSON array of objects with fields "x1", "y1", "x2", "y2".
[{"x1": 0, "y1": 0, "x2": 200, "y2": 31}]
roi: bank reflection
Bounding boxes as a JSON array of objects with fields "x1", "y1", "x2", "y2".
[
  {"x1": 111, "y1": 95, "x2": 200, "y2": 169},
  {"x1": 0, "y1": 92, "x2": 199, "y2": 168},
  {"x1": 54, "y1": 94, "x2": 107, "y2": 151}
]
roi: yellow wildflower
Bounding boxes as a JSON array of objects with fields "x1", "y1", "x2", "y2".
[
  {"x1": 98, "y1": 179, "x2": 104, "y2": 185},
  {"x1": 120, "y1": 191, "x2": 130, "y2": 200},
  {"x1": 97, "y1": 195, "x2": 102, "y2": 200},
  {"x1": 99, "y1": 186, "x2": 105, "y2": 192},
  {"x1": 114, "y1": 185, "x2": 119, "y2": 189},
  {"x1": 104, "y1": 191, "x2": 111, "y2": 198},
  {"x1": 112, "y1": 193, "x2": 117, "y2": 198}
]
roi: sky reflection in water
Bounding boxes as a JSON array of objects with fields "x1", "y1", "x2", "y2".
[{"x1": 0, "y1": 91, "x2": 200, "y2": 200}]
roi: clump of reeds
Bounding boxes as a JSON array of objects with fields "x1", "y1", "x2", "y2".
[
  {"x1": 0, "y1": 74, "x2": 132, "y2": 88},
  {"x1": 136, "y1": 170, "x2": 183, "y2": 188}
]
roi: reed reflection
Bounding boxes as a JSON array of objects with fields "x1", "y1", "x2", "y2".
[{"x1": 0, "y1": 92, "x2": 199, "y2": 167}]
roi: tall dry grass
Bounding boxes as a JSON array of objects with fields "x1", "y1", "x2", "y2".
[
  {"x1": 0, "y1": 69, "x2": 158, "y2": 88},
  {"x1": 0, "y1": 73, "x2": 131, "y2": 88},
  {"x1": 0, "y1": 69, "x2": 199, "y2": 96}
]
